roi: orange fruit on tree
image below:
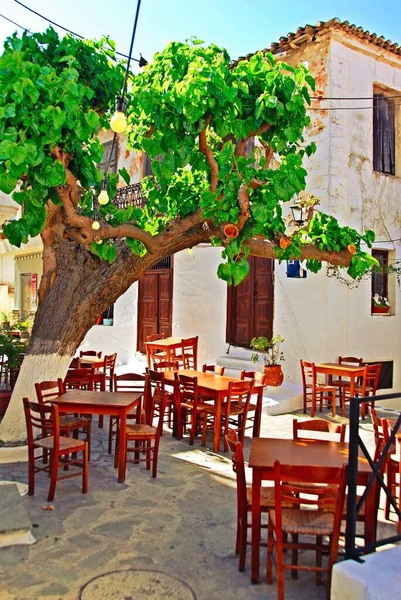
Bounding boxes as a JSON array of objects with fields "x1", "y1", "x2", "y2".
[{"x1": 279, "y1": 236, "x2": 291, "y2": 249}]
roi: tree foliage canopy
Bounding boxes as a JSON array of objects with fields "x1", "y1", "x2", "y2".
[{"x1": 0, "y1": 29, "x2": 377, "y2": 285}]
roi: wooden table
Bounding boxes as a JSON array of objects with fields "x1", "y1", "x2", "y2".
[
  {"x1": 51, "y1": 390, "x2": 142, "y2": 483},
  {"x1": 145, "y1": 337, "x2": 183, "y2": 370},
  {"x1": 164, "y1": 369, "x2": 265, "y2": 452},
  {"x1": 79, "y1": 357, "x2": 105, "y2": 368},
  {"x1": 315, "y1": 363, "x2": 365, "y2": 398},
  {"x1": 69, "y1": 357, "x2": 107, "y2": 393},
  {"x1": 249, "y1": 437, "x2": 374, "y2": 584}
]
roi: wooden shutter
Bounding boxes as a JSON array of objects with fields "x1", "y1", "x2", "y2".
[
  {"x1": 373, "y1": 95, "x2": 395, "y2": 175},
  {"x1": 98, "y1": 140, "x2": 118, "y2": 174}
]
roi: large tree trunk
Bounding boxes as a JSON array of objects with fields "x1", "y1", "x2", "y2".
[{"x1": 0, "y1": 223, "x2": 210, "y2": 443}]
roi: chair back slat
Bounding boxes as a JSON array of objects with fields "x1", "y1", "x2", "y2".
[
  {"x1": 79, "y1": 350, "x2": 102, "y2": 358},
  {"x1": 23, "y1": 398, "x2": 59, "y2": 443},
  {"x1": 114, "y1": 372, "x2": 146, "y2": 394},
  {"x1": 35, "y1": 380, "x2": 63, "y2": 404},
  {"x1": 179, "y1": 336, "x2": 198, "y2": 370},
  {"x1": 300, "y1": 359, "x2": 317, "y2": 389},
  {"x1": 202, "y1": 364, "x2": 225, "y2": 376},
  {"x1": 146, "y1": 333, "x2": 165, "y2": 342},
  {"x1": 293, "y1": 418, "x2": 346, "y2": 442},
  {"x1": 339, "y1": 356, "x2": 363, "y2": 366},
  {"x1": 174, "y1": 372, "x2": 198, "y2": 402},
  {"x1": 63, "y1": 368, "x2": 94, "y2": 391},
  {"x1": 240, "y1": 370, "x2": 266, "y2": 384},
  {"x1": 69, "y1": 357, "x2": 81, "y2": 369}
]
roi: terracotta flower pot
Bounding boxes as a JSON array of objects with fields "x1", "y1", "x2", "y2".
[
  {"x1": 372, "y1": 306, "x2": 390, "y2": 314},
  {"x1": 263, "y1": 365, "x2": 284, "y2": 387},
  {"x1": 0, "y1": 392, "x2": 12, "y2": 417}
]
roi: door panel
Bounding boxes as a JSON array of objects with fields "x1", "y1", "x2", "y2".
[
  {"x1": 137, "y1": 266, "x2": 173, "y2": 352},
  {"x1": 226, "y1": 257, "x2": 273, "y2": 347}
]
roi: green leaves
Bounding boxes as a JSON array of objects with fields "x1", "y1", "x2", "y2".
[
  {"x1": 43, "y1": 161, "x2": 66, "y2": 187},
  {"x1": 118, "y1": 167, "x2": 131, "y2": 185},
  {"x1": 0, "y1": 171, "x2": 18, "y2": 194}
]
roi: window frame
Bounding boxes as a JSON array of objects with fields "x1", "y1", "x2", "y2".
[
  {"x1": 371, "y1": 249, "x2": 389, "y2": 303},
  {"x1": 373, "y1": 92, "x2": 396, "y2": 176}
]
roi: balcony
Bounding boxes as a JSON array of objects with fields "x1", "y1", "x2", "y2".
[{"x1": 113, "y1": 183, "x2": 147, "y2": 210}]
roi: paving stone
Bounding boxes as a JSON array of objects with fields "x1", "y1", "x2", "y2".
[{"x1": 0, "y1": 484, "x2": 31, "y2": 534}]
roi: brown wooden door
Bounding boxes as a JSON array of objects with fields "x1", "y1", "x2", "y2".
[
  {"x1": 226, "y1": 257, "x2": 273, "y2": 347},
  {"x1": 137, "y1": 260, "x2": 173, "y2": 353}
]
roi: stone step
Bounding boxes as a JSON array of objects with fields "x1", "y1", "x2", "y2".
[
  {"x1": 225, "y1": 345, "x2": 255, "y2": 360},
  {"x1": 0, "y1": 483, "x2": 35, "y2": 549}
]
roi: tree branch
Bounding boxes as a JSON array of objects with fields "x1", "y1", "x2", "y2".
[
  {"x1": 199, "y1": 118, "x2": 219, "y2": 193},
  {"x1": 235, "y1": 123, "x2": 271, "y2": 156},
  {"x1": 236, "y1": 184, "x2": 251, "y2": 232},
  {"x1": 247, "y1": 238, "x2": 353, "y2": 267}
]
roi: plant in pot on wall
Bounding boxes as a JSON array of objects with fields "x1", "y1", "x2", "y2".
[
  {"x1": 250, "y1": 335, "x2": 285, "y2": 386},
  {"x1": 102, "y1": 305, "x2": 113, "y2": 326},
  {"x1": 372, "y1": 294, "x2": 391, "y2": 314}
]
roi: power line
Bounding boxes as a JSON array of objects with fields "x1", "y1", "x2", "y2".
[
  {"x1": 13, "y1": 0, "x2": 139, "y2": 62},
  {"x1": 311, "y1": 95, "x2": 401, "y2": 101},
  {"x1": 0, "y1": 12, "x2": 29, "y2": 32},
  {"x1": 308, "y1": 103, "x2": 401, "y2": 111}
]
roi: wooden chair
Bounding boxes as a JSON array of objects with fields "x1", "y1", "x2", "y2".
[
  {"x1": 69, "y1": 357, "x2": 81, "y2": 369},
  {"x1": 79, "y1": 350, "x2": 102, "y2": 358},
  {"x1": 329, "y1": 356, "x2": 363, "y2": 398},
  {"x1": 201, "y1": 380, "x2": 254, "y2": 451},
  {"x1": 293, "y1": 418, "x2": 346, "y2": 442},
  {"x1": 240, "y1": 370, "x2": 266, "y2": 433},
  {"x1": 153, "y1": 360, "x2": 179, "y2": 372},
  {"x1": 267, "y1": 461, "x2": 347, "y2": 600},
  {"x1": 174, "y1": 372, "x2": 208, "y2": 444},
  {"x1": 202, "y1": 364, "x2": 225, "y2": 376},
  {"x1": 120, "y1": 385, "x2": 168, "y2": 478},
  {"x1": 300, "y1": 360, "x2": 336, "y2": 417},
  {"x1": 62, "y1": 368, "x2": 94, "y2": 391},
  {"x1": 370, "y1": 408, "x2": 399, "y2": 520},
  {"x1": 108, "y1": 373, "x2": 145, "y2": 455},
  {"x1": 341, "y1": 363, "x2": 382, "y2": 419},
  {"x1": 146, "y1": 333, "x2": 165, "y2": 342},
  {"x1": 95, "y1": 353, "x2": 117, "y2": 392},
  {"x1": 175, "y1": 336, "x2": 198, "y2": 370},
  {"x1": 23, "y1": 398, "x2": 88, "y2": 501},
  {"x1": 226, "y1": 430, "x2": 276, "y2": 571},
  {"x1": 147, "y1": 369, "x2": 176, "y2": 435},
  {"x1": 35, "y1": 380, "x2": 92, "y2": 460}
]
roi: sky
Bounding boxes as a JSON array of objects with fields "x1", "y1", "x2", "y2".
[{"x1": 0, "y1": 0, "x2": 400, "y2": 68}]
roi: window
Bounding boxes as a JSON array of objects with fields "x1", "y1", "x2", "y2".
[
  {"x1": 373, "y1": 94, "x2": 395, "y2": 175},
  {"x1": 371, "y1": 248, "x2": 388, "y2": 299},
  {"x1": 98, "y1": 140, "x2": 118, "y2": 175}
]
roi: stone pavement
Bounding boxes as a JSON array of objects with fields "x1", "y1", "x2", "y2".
[{"x1": 0, "y1": 409, "x2": 398, "y2": 600}]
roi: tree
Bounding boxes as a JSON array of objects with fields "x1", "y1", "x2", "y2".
[{"x1": 0, "y1": 29, "x2": 376, "y2": 442}]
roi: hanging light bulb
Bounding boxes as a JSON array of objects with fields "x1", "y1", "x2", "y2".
[
  {"x1": 187, "y1": 248, "x2": 193, "y2": 255},
  {"x1": 98, "y1": 180, "x2": 109, "y2": 205},
  {"x1": 96, "y1": 239, "x2": 103, "y2": 244},
  {"x1": 92, "y1": 221, "x2": 100, "y2": 231},
  {"x1": 110, "y1": 97, "x2": 128, "y2": 133}
]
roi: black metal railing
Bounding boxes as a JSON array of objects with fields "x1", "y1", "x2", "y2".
[
  {"x1": 345, "y1": 392, "x2": 401, "y2": 560},
  {"x1": 113, "y1": 183, "x2": 147, "y2": 210}
]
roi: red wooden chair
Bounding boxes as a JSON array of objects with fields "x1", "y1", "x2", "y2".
[
  {"x1": 341, "y1": 363, "x2": 382, "y2": 418},
  {"x1": 370, "y1": 408, "x2": 399, "y2": 520},
  {"x1": 267, "y1": 461, "x2": 347, "y2": 600},
  {"x1": 146, "y1": 334, "x2": 167, "y2": 367},
  {"x1": 147, "y1": 369, "x2": 177, "y2": 435},
  {"x1": 292, "y1": 418, "x2": 346, "y2": 442},
  {"x1": 69, "y1": 357, "x2": 81, "y2": 369},
  {"x1": 62, "y1": 368, "x2": 94, "y2": 391},
  {"x1": 23, "y1": 398, "x2": 88, "y2": 501},
  {"x1": 119, "y1": 384, "x2": 168, "y2": 478},
  {"x1": 175, "y1": 336, "x2": 198, "y2": 370},
  {"x1": 153, "y1": 360, "x2": 179, "y2": 372},
  {"x1": 240, "y1": 370, "x2": 266, "y2": 433},
  {"x1": 79, "y1": 350, "x2": 102, "y2": 358},
  {"x1": 329, "y1": 356, "x2": 363, "y2": 399},
  {"x1": 95, "y1": 353, "x2": 117, "y2": 392},
  {"x1": 300, "y1": 360, "x2": 336, "y2": 417},
  {"x1": 202, "y1": 364, "x2": 225, "y2": 376},
  {"x1": 201, "y1": 380, "x2": 254, "y2": 451},
  {"x1": 35, "y1": 380, "x2": 92, "y2": 460},
  {"x1": 174, "y1": 372, "x2": 209, "y2": 444},
  {"x1": 108, "y1": 373, "x2": 146, "y2": 455},
  {"x1": 225, "y1": 430, "x2": 275, "y2": 571}
]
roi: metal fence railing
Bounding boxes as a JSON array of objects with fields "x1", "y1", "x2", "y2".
[{"x1": 345, "y1": 392, "x2": 401, "y2": 560}]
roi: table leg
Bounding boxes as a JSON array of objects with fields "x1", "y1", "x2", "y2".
[
  {"x1": 253, "y1": 388, "x2": 263, "y2": 438},
  {"x1": 213, "y1": 393, "x2": 222, "y2": 453},
  {"x1": 118, "y1": 409, "x2": 127, "y2": 483},
  {"x1": 146, "y1": 348, "x2": 151, "y2": 370},
  {"x1": 251, "y1": 470, "x2": 261, "y2": 583}
]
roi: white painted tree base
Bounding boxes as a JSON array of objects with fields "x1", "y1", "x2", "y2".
[
  {"x1": 331, "y1": 546, "x2": 401, "y2": 599},
  {"x1": 0, "y1": 353, "x2": 72, "y2": 443}
]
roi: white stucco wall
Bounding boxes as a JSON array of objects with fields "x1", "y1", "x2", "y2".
[{"x1": 276, "y1": 36, "x2": 401, "y2": 398}]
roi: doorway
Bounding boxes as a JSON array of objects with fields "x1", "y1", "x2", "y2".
[
  {"x1": 226, "y1": 256, "x2": 273, "y2": 347},
  {"x1": 137, "y1": 257, "x2": 173, "y2": 353}
]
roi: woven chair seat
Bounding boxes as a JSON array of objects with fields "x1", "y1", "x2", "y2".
[
  {"x1": 231, "y1": 401, "x2": 257, "y2": 412},
  {"x1": 126, "y1": 423, "x2": 156, "y2": 436},
  {"x1": 246, "y1": 486, "x2": 294, "y2": 509},
  {"x1": 331, "y1": 379, "x2": 351, "y2": 387},
  {"x1": 59, "y1": 415, "x2": 89, "y2": 428},
  {"x1": 35, "y1": 436, "x2": 86, "y2": 451},
  {"x1": 315, "y1": 385, "x2": 336, "y2": 393},
  {"x1": 270, "y1": 508, "x2": 334, "y2": 535}
]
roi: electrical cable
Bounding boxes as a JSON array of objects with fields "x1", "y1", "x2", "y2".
[
  {"x1": 0, "y1": 12, "x2": 29, "y2": 31},
  {"x1": 12, "y1": 0, "x2": 139, "y2": 62},
  {"x1": 311, "y1": 94, "x2": 401, "y2": 101},
  {"x1": 308, "y1": 103, "x2": 401, "y2": 111}
]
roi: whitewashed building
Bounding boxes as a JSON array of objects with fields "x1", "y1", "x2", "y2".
[{"x1": 1, "y1": 19, "x2": 401, "y2": 404}]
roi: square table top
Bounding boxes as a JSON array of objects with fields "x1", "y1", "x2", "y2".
[
  {"x1": 163, "y1": 369, "x2": 264, "y2": 392},
  {"x1": 315, "y1": 362, "x2": 365, "y2": 374},
  {"x1": 51, "y1": 390, "x2": 142, "y2": 409},
  {"x1": 249, "y1": 437, "x2": 370, "y2": 474},
  {"x1": 79, "y1": 357, "x2": 105, "y2": 367}
]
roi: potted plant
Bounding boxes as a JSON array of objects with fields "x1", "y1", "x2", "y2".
[
  {"x1": 0, "y1": 331, "x2": 28, "y2": 416},
  {"x1": 250, "y1": 335, "x2": 285, "y2": 386},
  {"x1": 372, "y1": 294, "x2": 391, "y2": 314}
]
